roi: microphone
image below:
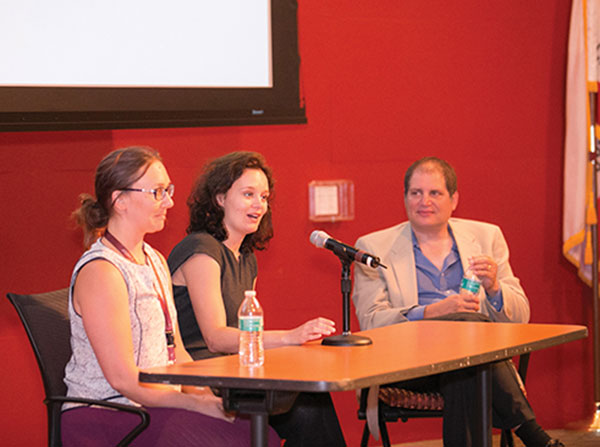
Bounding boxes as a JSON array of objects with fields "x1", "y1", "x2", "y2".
[{"x1": 309, "y1": 230, "x2": 387, "y2": 269}]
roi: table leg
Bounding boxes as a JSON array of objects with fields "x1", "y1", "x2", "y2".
[
  {"x1": 221, "y1": 389, "x2": 298, "y2": 447},
  {"x1": 474, "y1": 363, "x2": 493, "y2": 447},
  {"x1": 250, "y1": 412, "x2": 269, "y2": 447}
]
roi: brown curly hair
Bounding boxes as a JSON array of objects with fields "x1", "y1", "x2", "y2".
[{"x1": 186, "y1": 151, "x2": 274, "y2": 254}]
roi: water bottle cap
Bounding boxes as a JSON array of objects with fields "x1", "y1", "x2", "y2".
[{"x1": 244, "y1": 290, "x2": 256, "y2": 298}]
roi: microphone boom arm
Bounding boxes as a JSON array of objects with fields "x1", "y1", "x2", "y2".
[{"x1": 326, "y1": 239, "x2": 387, "y2": 269}]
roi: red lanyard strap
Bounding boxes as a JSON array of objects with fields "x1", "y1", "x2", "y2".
[
  {"x1": 104, "y1": 229, "x2": 176, "y2": 364},
  {"x1": 147, "y1": 255, "x2": 176, "y2": 365},
  {"x1": 103, "y1": 229, "x2": 137, "y2": 263}
]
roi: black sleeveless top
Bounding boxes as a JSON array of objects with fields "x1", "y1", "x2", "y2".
[{"x1": 167, "y1": 232, "x2": 257, "y2": 360}]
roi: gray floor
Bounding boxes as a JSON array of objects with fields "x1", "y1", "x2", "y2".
[{"x1": 393, "y1": 429, "x2": 600, "y2": 446}]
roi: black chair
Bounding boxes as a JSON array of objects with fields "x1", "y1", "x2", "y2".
[
  {"x1": 357, "y1": 353, "x2": 530, "y2": 447},
  {"x1": 7, "y1": 289, "x2": 150, "y2": 447}
]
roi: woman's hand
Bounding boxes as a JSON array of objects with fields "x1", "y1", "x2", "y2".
[
  {"x1": 184, "y1": 387, "x2": 235, "y2": 422},
  {"x1": 285, "y1": 317, "x2": 336, "y2": 345}
]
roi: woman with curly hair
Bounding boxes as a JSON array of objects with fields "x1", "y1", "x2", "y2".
[{"x1": 168, "y1": 151, "x2": 346, "y2": 447}]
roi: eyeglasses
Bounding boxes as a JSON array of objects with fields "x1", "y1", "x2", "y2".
[{"x1": 121, "y1": 184, "x2": 175, "y2": 201}]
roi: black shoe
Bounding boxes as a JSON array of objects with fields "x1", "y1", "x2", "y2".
[{"x1": 515, "y1": 419, "x2": 558, "y2": 447}]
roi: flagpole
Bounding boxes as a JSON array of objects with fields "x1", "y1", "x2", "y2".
[{"x1": 590, "y1": 89, "x2": 600, "y2": 432}]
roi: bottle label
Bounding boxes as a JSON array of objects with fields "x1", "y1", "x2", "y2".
[
  {"x1": 239, "y1": 316, "x2": 263, "y2": 332},
  {"x1": 460, "y1": 277, "x2": 481, "y2": 294}
]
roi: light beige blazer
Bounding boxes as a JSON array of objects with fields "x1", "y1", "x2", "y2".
[{"x1": 352, "y1": 218, "x2": 530, "y2": 330}]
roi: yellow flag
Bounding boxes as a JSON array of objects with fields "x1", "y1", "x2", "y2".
[{"x1": 563, "y1": 0, "x2": 600, "y2": 285}]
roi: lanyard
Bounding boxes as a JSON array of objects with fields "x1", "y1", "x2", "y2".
[{"x1": 103, "y1": 229, "x2": 176, "y2": 365}]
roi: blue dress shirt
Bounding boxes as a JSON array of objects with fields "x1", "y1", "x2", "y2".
[{"x1": 405, "y1": 228, "x2": 504, "y2": 321}]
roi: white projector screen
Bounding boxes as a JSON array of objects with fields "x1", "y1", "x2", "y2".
[
  {"x1": 0, "y1": 0, "x2": 304, "y2": 131},
  {"x1": 0, "y1": 0, "x2": 272, "y2": 88}
]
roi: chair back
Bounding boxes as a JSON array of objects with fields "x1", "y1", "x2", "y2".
[{"x1": 7, "y1": 289, "x2": 71, "y2": 445}]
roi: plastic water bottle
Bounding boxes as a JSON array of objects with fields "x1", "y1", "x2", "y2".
[
  {"x1": 238, "y1": 290, "x2": 264, "y2": 367},
  {"x1": 460, "y1": 268, "x2": 481, "y2": 295}
]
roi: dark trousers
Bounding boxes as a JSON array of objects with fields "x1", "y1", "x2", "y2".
[
  {"x1": 269, "y1": 391, "x2": 346, "y2": 447},
  {"x1": 393, "y1": 312, "x2": 535, "y2": 447}
]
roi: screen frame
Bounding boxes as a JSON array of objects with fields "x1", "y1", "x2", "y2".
[{"x1": 0, "y1": 0, "x2": 305, "y2": 132}]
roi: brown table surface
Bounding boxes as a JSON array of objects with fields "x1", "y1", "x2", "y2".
[{"x1": 139, "y1": 320, "x2": 588, "y2": 391}]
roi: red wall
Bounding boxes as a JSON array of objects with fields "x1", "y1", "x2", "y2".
[{"x1": 1, "y1": 1, "x2": 593, "y2": 445}]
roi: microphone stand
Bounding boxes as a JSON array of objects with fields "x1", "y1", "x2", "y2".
[{"x1": 321, "y1": 247, "x2": 372, "y2": 346}]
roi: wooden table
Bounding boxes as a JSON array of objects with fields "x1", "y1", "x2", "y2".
[{"x1": 139, "y1": 321, "x2": 587, "y2": 447}]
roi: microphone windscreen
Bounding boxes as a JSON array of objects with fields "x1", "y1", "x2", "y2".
[{"x1": 309, "y1": 230, "x2": 330, "y2": 248}]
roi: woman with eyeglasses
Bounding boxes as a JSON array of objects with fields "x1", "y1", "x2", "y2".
[
  {"x1": 62, "y1": 146, "x2": 280, "y2": 446},
  {"x1": 168, "y1": 151, "x2": 346, "y2": 447}
]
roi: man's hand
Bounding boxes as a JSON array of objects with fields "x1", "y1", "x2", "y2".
[
  {"x1": 469, "y1": 255, "x2": 500, "y2": 296},
  {"x1": 423, "y1": 292, "x2": 480, "y2": 318}
]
